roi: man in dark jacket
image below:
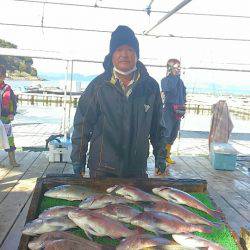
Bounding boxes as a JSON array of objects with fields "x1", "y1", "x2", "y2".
[{"x1": 71, "y1": 25, "x2": 166, "y2": 178}]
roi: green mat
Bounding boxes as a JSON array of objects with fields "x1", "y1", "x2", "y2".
[{"x1": 38, "y1": 193, "x2": 238, "y2": 249}]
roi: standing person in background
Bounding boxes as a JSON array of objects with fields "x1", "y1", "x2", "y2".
[
  {"x1": 71, "y1": 25, "x2": 166, "y2": 178},
  {"x1": 0, "y1": 65, "x2": 19, "y2": 167},
  {"x1": 161, "y1": 59, "x2": 186, "y2": 165}
]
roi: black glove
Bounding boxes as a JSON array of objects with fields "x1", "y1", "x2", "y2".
[{"x1": 155, "y1": 156, "x2": 167, "y2": 175}]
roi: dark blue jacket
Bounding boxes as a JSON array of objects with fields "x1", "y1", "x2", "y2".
[
  {"x1": 161, "y1": 75, "x2": 186, "y2": 105},
  {"x1": 71, "y1": 57, "x2": 166, "y2": 177}
]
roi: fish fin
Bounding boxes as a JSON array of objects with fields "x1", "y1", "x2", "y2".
[{"x1": 84, "y1": 230, "x2": 93, "y2": 240}]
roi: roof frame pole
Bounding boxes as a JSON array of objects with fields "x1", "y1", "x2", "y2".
[
  {"x1": 144, "y1": 0, "x2": 192, "y2": 35},
  {"x1": 63, "y1": 60, "x2": 69, "y2": 138},
  {"x1": 67, "y1": 60, "x2": 74, "y2": 139}
]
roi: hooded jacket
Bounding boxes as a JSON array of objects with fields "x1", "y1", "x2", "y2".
[{"x1": 71, "y1": 57, "x2": 165, "y2": 177}]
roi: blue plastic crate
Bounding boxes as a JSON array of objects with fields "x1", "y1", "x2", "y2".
[{"x1": 210, "y1": 143, "x2": 237, "y2": 171}]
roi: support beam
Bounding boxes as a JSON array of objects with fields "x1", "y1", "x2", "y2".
[{"x1": 144, "y1": 0, "x2": 192, "y2": 35}]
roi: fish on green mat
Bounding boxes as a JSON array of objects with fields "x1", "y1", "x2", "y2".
[
  {"x1": 38, "y1": 193, "x2": 239, "y2": 250},
  {"x1": 68, "y1": 209, "x2": 136, "y2": 240},
  {"x1": 95, "y1": 204, "x2": 141, "y2": 223},
  {"x1": 39, "y1": 206, "x2": 79, "y2": 219},
  {"x1": 172, "y1": 233, "x2": 225, "y2": 250},
  {"x1": 107, "y1": 185, "x2": 162, "y2": 202},
  {"x1": 28, "y1": 231, "x2": 104, "y2": 250},
  {"x1": 44, "y1": 185, "x2": 98, "y2": 201},
  {"x1": 41, "y1": 238, "x2": 102, "y2": 250},
  {"x1": 152, "y1": 187, "x2": 222, "y2": 219},
  {"x1": 143, "y1": 201, "x2": 222, "y2": 229},
  {"x1": 22, "y1": 216, "x2": 77, "y2": 236},
  {"x1": 116, "y1": 233, "x2": 171, "y2": 250},
  {"x1": 79, "y1": 194, "x2": 131, "y2": 209},
  {"x1": 131, "y1": 211, "x2": 212, "y2": 235}
]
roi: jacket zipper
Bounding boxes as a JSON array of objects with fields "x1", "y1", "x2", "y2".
[{"x1": 98, "y1": 115, "x2": 105, "y2": 167}]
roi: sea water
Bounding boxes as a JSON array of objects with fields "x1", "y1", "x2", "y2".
[{"x1": 5, "y1": 79, "x2": 250, "y2": 134}]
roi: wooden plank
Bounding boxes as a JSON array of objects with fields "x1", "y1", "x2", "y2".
[
  {"x1": 208, "y1": 181, "x2": 249, "y2": 221},
  {"x1": 62, "y1": 163, "x2": 74, "y2": 174},
  {"x1": 0, "y1": 152, "x2": 49, "y2": 246},
  {"x1": 196, "y1": 156, "x2": 249, "y2": 180},
  {"x1": 43, "y1": 162, "x2": 66, "y2": 177},
  {"x1": 194, "y1": 156, "x2": 250, "y2": 202},
  {"x1": 207, "y1": 186, "x2": 249, "y2": 235},
  {"x1": 0, "y1": 152, "x2": 40, "y2": 204},
  {"x1": 0, "y1": 196, "x2": 32, "y2": 250},
  {"x1": 168, "y1": 156, "x2": 202, "y2": 179},
  {"x1": 0, "y1": 151, "x2": 29, "y2": 180},
  {"x1": 0, "y1": 150, "x2": 8, "y2": 162}
]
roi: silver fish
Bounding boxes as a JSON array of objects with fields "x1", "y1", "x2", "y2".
[
  {"x1": 96, "y1": 204, "x2": 141, "y2": 223},
  {"x1": 117, "y1": 234, "x2": 171, "y2": 250},
  {"x1": 28, "y1": 231, "x2": 100, "y2": 250},
  {"x1": 131, "y1": 211, "x2": 211, "y2": 235},
  {"x1": 107, "y1": 185, "x2": 162, "y2": 202},
  {"x1": 44, "y1": 185, "x2": 96, "y2": 201},
  {"x1": 172, "y1": 233, "x2": 226, "y2": 250},
  {"x1": 79, "y1": 194, "x2": 130, "y2": 209},
  {"x1": 143, "y1": 201, "x2": 222, "y2": 228},
  {"x1": 39, "y1": 206, "x2": 78, "y2": 219},
  {"x1": 41, "y1": 238, "x2": 103, "y2": 250},
  {"x1": 22, "y1": 217, "x2": 76, "y2": 236},
  {"x1": 68, "y1": 209, "x2": 134, "y2": 239},
  {"x1": 152, "y1": 187, "x2": 222, "y2": 219}
]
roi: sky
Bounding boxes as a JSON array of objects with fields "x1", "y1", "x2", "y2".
[{"x1": 0, "y1": 0, "x2": 250, "y2": 90}]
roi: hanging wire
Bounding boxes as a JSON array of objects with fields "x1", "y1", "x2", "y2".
[
  {"x1": 13, "y1": 0, "x2": 250, "y2": 19},
  {"x1": 0, "y1": 22, "x2": 249, "y2": 43}
]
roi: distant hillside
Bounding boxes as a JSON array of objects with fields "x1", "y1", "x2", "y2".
[
  {"x1": 38, "y1": 72, "x2": 97, "y2": 81},
  {"x1": 0, "y1": 38, "x2": 38, "y2": 79}
]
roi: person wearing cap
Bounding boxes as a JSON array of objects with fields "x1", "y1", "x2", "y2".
[
  {"x1": 71, "y1": 25, "x2": 166, "y2": 178},
  {"x1": 0, "y1": 64, "x2": 19, "y2": 167},
  {"x1": 161, "y1": 59, "x2": 186, "y2": 165}
]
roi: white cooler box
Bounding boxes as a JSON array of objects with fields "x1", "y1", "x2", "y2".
[
  {"x1": 48, "y1": 138, "x2": 71, "y2": 163},
  {"x1": 210, "y1": 143, "x2": 237, "y2": 171}
]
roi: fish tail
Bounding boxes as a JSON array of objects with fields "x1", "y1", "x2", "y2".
[
  {"x1": 209, "y1": 209, "x2": 223, "y2": 220},
  {"x1": 212, "y1": 221, "x2": 224, "y2": 229}
]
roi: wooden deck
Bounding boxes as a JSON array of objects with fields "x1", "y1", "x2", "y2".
[{"x1": 0, "y1": 151, "x2": 249, "y2": 249}]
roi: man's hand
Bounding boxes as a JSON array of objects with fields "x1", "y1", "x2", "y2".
[
  {"x1": 155, "y1": 156, "x2": 166, "y2": 175},
  {"x1": 72, "y1": 163, "x2": 85, "y2": 176}
]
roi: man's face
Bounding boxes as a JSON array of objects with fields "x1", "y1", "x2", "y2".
[
  {"x1": 112, "y1": 45, "x2": 137, "y2": 72},
  {"x1": 0, "y1": 73, "x2": 6, "y2": 82},
  {"x1": 172, "y1": 63, "x2": 181, "y2": 76}
]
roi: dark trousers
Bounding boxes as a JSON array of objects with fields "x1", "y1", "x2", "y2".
[{"x1": 162, "y1": 106, "x2": 181, "y2": 145}]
